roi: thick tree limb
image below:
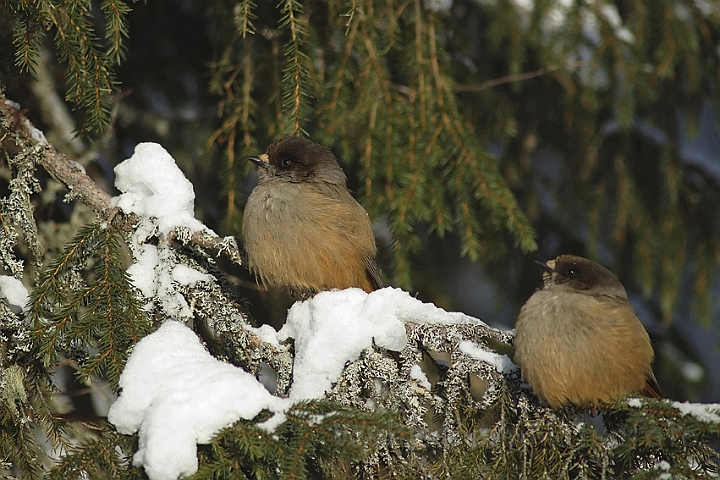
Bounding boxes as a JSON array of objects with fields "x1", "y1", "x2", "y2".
[
  {"x1": 0, "y1": 92, "x2": 243, "y2": 266},
  {"x1": 1, "y1": 95, "x2": 113, "y2": 214}
]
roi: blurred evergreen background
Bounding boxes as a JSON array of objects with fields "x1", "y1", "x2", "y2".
[{"x1": 2, "y1": 0, "x2": 720, "y2": 403}]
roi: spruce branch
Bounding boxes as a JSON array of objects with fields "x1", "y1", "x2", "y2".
[
  {"x1": 11, "y1": 7, "x2": 43, "y2": 74},
  {"x1": 4, "y1": 0, "x2": 130, "y2": 134},
  {"x1": 0, "y1": 94, "x2": 113, "y2": 213},
  {"x1": 0, "y1": 364, "x2": 64, "y2": 480},
  {"x1": 208, "y1": 33, "x2": 259, "y2": 231},
  {"x1": 2, "y1": 3, "x2": 720, "y2": 477},
  {"x1": 235, "y1": 0, "x2": 258, "y2": 38},
  {"x1": 47, "y1": 422, "x2": 143, "y2": 480},
  {"x1": 192, "y1": 400, "x2": 410, "y2": 480},
  {"x1": 27, "y1": 45, "x2": 89, "y2": 158},
  {"x1": 0, "y1": 312, "x2": 68, "y2": 480},
  {"x1": 29, "y1": 223, "x2": 152, "y2": 390},
  {"x1": 1, "y1": 142, "x2": 44, "y2": 272},
  {"x1": 311, "y1": 3, "x2": 540, "y2": 284},
  {"x1": 100, "y1": 0, "x2": 132, "y2": 65},
  {"x1": 278, "y1": 0, "x2": 313, "y2": 136}
]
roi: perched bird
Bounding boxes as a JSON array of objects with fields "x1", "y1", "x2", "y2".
[
  {"x1": 514, "y1": 254, "x2": 661, "y2": 409},
  {"x1": 242, "y1": 137, "x2": 382, "y2": 298}
]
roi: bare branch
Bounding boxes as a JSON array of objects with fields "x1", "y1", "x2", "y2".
[
  {"x1": 454, "y1": 62, "x2": 588, "y2": 92},
  {"x1": 1, "y1": 95, "x2": 113, "y2": 216}
]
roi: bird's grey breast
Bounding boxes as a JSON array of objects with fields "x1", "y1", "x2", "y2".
[{"x1": 250, "y1": 181, "x2": 306, "y2": 222}]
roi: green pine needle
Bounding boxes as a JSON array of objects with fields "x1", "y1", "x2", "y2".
[{"x1": 29, "y1": 223, "x2": 152, "y2": 391}]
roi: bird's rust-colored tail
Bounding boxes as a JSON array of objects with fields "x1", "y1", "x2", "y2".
[{"x1": 643, "y1": 371, "x2": 662, "y2": 399}]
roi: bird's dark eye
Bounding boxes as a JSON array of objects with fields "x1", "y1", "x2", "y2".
[
  {"x1": 281, "y1": 158, "x2": 292, "y2": 168},
  {"x1": 565, "y1": 267, "x2": 578, "y2": 278}
]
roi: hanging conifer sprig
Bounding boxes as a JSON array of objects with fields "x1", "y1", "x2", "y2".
[
  {"x1": 102, "y1": 0, "x2": 132, "y2": 64},
  {"x1": 4, "y1": 0, "x2": 130, "y2": 134},
  {"x1": 11, "y1": 7, "x2": 43, "y2": 74},
  {"x1": 209, "y1": 0, "x2": 540, "y2": 287},
  {"x1": 311, "y1": 2, "x2": 538, "y2": 284},
  {"x1": 208, "y1": 32, "x2": 259, "y2": 232},
  {"x1": 29, "y1": 223, "x2": 152, "y2": 390},
  {"x1": 278, "y1": 0, "x2": 313, "y2": 136}
]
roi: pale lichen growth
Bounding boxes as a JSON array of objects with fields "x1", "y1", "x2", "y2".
[{"x1": 0, "y1": 118, "x2": 47, "y2": 274}]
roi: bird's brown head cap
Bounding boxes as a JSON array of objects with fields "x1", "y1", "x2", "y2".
[
  {"x1": 250, "y1": 137, "x2": 347, "y2": 186},
  {"x1": 537, "y1": 254, "x2": 627, "y2": 299}
]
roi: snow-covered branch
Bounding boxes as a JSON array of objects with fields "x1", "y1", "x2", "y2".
[
  {"x1": 2, "y1": 92, "x2": 719, "y2": 480},
  {"x1": 0, "y1": 93, "x2": 243, "y2": 266}
]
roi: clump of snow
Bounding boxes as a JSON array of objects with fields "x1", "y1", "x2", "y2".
[
  {"x1": 672, "y1": 401, "x2": 720, "y2": 424},
  {"x1": 171, "y1": 264, "x2": 213, "y2": 286},
  {"x1": 366, "y1": 287, "x2": 491, "y2": 326},
  {"x1": 109, "y1": 288, "x2": 508, "y2": 480},
  {"x1": 409, "y1": 364, "x2": 432, "y2": 390},
  {"x1": 0, "y1": 276, "x2": 30, "y2": 314},
  {"x1": 247, "y1": 324, "x2": 284, "y2": 348},
  {"x1": 278, "y1": 288, "x2": 408, "y2": 400},
  {"x1": 458, "y1": 340, "x2": 517, "y2": 374},
  {"x1": 126, "y1": 243, "x2": 159, "y2": 300},
  {"x1": 108, "y1": 321, "x2": 288, "y2": 480},
  {"x1": 126, "y1": 242, "x2": 194, "y2": 319},
  {"x1": 112, "y1": 143, "x2": 206, "y2": 235},
  {"x1": 628, "y1": 398, "x2": 720, "y2": 424},
  {"x1": 278, "y1": 287, "x2": 494, "y2": 400},
  {"x1": 654, "y1": 460, "x2": 672, "y2": 480},
  {"x1": 4, "y1": 99, "x2": 21, "y2": 109},
  {"x1": 25, "y1": 119, "x2": 47, "y2": 143},
  {"x1": 111, "y1": 143, "x2": 217, "y2": 318},
  {"x1": 257, "y1": 411, "x2": 288, "y2": 432}
]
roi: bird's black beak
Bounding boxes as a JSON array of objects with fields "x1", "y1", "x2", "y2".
[
  {"x1": 249, "y1": 155, "x2": 270, "y2": 169},
  {"x1": 534, "y1": 260, "x2": 555, "y2": 274}
]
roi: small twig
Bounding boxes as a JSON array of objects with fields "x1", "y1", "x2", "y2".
[{"x1": 454, "y1": 61, "x2": 588, "y2": 92}]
